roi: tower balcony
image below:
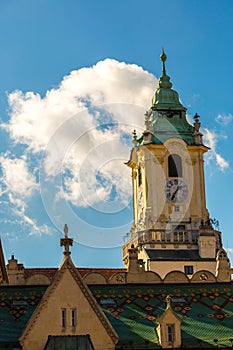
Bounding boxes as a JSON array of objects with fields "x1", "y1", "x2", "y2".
[{"x1": 122, "y1": 229, "x2": 199, "y2": 261}]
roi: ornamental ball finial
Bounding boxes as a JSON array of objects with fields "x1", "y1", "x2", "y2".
[{"x1": 160, "y1": 48, "x2": 167, "y2": 63}]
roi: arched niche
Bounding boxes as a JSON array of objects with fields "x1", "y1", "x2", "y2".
[
  {"x1": 109, "y1": 272, "x2": 127, "y2": 284},
  {"x1": 163, "y1": 270, "x2": 189, "y2": 283},
  {"x1": 26, "y1": 273, "x2": 51, "y2": 285},
  {"x1": 83, "y1": 272, "x2": 107, "y2": 285},
  {"x1": 191, "y1": 270, "x2": 216, "y2": 283}
]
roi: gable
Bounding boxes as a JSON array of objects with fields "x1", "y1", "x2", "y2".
[
  {"x1": 20, "y1": 257, "x2": 118, "y2": 350},
  {"x1": 157, "y1": 306, "x2": 181, "y2": 324}
]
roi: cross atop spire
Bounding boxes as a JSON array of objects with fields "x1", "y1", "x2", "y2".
[{"x1": 60, "y1": 224, "x2": 73, "y2": 256}]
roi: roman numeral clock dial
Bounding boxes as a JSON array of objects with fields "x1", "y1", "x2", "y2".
[{"x1": 165, "y1": 179, "x2": 188, "y2": 203}]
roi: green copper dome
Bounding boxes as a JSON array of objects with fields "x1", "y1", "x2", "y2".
[
  {"x1": 152, "y1": 49, "x2": 185, "y2": 110},
  {"x1": 142, "y1": 50, "x2": 196, "y2": 146}
]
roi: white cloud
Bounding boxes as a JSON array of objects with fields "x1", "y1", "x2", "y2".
[
  {"x1": 215, "y1": 153, "x2": 229, "y2": 170},
  {"x1": 61, "y1": 126, "x2": 132, "y2": 209},
  {"x1": 203, "y1": 128, "x2": 229, "y2": 171},
  {"x1": 203, "y1": 128, "x2": 215, "y2": 150},
  {"x1": 215, "y1": 114, "x2": 233, "y2": 126},
  {"x1": 4, "y1": 59, "x2": 156, "y2": 153},
  {"x1": 8, "y1": 192, "x2": 51, "y2": 236},
  {"x1": 3, "y1": 59, "x2": 156, "y2": 210},
  {"x1": 0, "y1": 155, "x2": 38, "y2": 197},
  {"x1": 0, "y1": 155, "x2": 52, "y2": 235}
]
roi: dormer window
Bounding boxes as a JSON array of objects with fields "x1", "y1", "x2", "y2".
[
  {"x1": 167, "y1": 324, "x2": 174, "y2": 343},
  {"x1": 156, "y1": 294, "x2": 181, "y2": 348},
  {"x1": 168, "y1": 154, "x2": 182, "y2": 177}
]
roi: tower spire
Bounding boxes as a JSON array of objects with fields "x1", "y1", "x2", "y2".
[
  {"x1": 160, "y1": 48, "x2": 167, "y2": 76},
  {"x1": 158, "y1": 48, "x2": 172, "y2": 89},
  {"x1": 151, "y1": 49, "x2": 187, "y2": 114}
]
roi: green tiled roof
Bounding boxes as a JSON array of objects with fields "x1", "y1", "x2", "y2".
[
  {"x1": 0, "y1": 285, "x2": 46, "y2": 347},
  {"x1": 90, "y1": 282, "x2": 233, "y2": 349},
  {"x1": 1, "y1": 283, "x2": 233, "y2": 349}
]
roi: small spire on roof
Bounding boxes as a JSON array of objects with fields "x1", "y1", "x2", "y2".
[
  {"x1": 60, "y1": 224, "x2": 73, "y2": 256},
  {"x1": 165, "y1": 294, "x2": 171, "y2": 309}
]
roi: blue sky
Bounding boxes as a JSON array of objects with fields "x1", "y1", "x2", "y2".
[{"x1": 0, "y1": 0, "x2": 232, "y2": 268}]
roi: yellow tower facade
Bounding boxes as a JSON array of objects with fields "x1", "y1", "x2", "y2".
[{"x1": 123, "y1": 51, "x2": 229, "y2": 282}]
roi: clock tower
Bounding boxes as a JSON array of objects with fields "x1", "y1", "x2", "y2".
[{"x1": 123, "y1": 50, "x2": 231, "y2": 282}]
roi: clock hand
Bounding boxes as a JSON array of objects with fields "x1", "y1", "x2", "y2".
[{"x1": 171, "y1": 185, "x2": 182, "y2": 201}]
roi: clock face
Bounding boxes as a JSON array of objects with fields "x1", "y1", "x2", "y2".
[{"x1": 165, "y1": 179, "x2": 188, "y2": 203}]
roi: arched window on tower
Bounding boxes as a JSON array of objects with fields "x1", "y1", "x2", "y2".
[{"x1": 168, "y1": 154, "x2": 182, "y2": 177}]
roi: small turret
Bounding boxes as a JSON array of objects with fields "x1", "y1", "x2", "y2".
[
  {"x1": 216, "y1": 248, "x2": 231, "y2": 282},
  {"x1": 6, "y1": 255, "x2": 25, "y2": 285}
]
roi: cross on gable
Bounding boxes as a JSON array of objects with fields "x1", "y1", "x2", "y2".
[{"x1": 60, "y1": 224, "x2": 73, "y2": 256}]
